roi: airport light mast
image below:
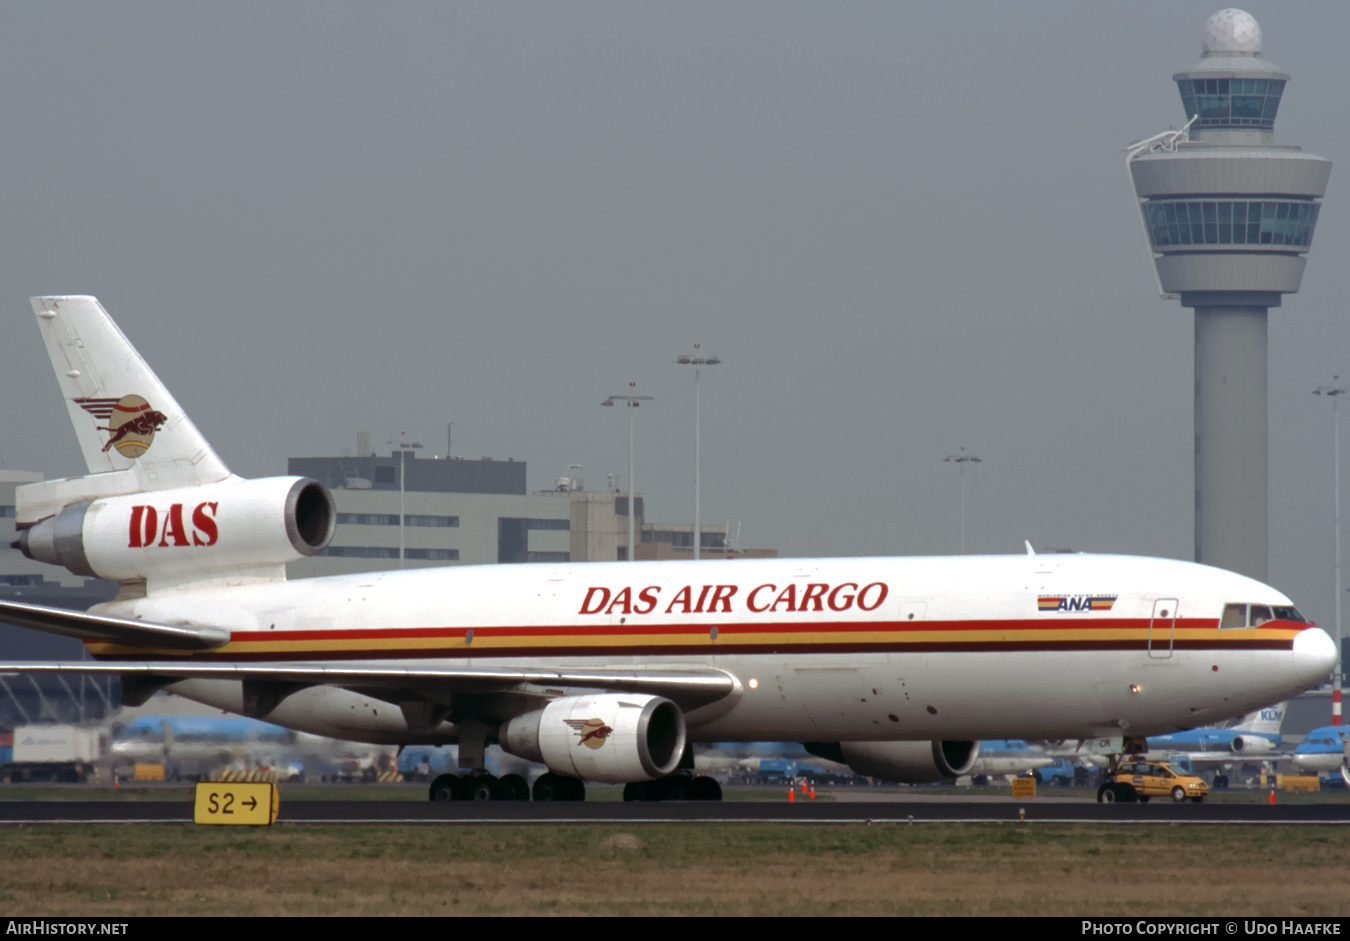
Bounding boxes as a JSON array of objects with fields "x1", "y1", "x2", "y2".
[
  {"x1": 1128, "y1": 9, "x2": 1331, "y2": 584},
  {"x1": 674, "y1": 346, "x2": 722, "y2": 560},
  {"x1": 943, "y1": 449, "x2": 982, "y2": 555},
  {"x1": 602, "y1": 384, "x2": 653, "y2": 561},
  {"x1": 1313, "y1": 380, "x2": 1345, "y2": 725}
]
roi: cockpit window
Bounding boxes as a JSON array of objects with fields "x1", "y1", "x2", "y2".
[{"x1": 1220, "y1": 603, "x2": 1307, "y2": 629}]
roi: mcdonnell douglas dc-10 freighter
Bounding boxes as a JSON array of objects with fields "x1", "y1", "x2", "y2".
[{"x1": 0, "y1": 297, "x2": 1334, "y2": 801}]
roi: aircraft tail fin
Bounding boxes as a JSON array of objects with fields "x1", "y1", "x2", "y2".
[
  {"x1": 19, "y1": 296, "x2": 233, "y2": 520},
  {"x1": 1235, "y1": 701, "x2": 1287, "y2": 736}
]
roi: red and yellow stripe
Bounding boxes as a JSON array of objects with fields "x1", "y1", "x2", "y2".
[{"x1": 85, "y1": 617, "x2": 1310, "y2": 662}]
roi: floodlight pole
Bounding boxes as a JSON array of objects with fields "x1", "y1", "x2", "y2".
[
  {"x1": 675, "y1": 347, "x2": 722, "y2": 559},
  {"x1": 603, "y1": 384, "x2": 653, "y2": 560},
  {"x1": 1315, "y1": 381, "x2": 1346, "y2": 724},
  {"x1": 943, "y1": 449, "x2": 982, "y2": 555}
]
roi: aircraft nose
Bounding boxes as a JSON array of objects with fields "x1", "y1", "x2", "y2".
[{"x1": 1292, "y1": 626, "x2": 1337, "y2": 687}]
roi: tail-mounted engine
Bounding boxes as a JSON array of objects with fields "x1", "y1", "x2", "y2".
[
  {"x1": 15, "y1": 476, "x2": 335, "y2": 584},
  {"x1": 499, "y1": 693, "x2": 686, "y2": 783},
  {"x1": 1226, "y1": 735, "x2": 1274, "y2": 754}
]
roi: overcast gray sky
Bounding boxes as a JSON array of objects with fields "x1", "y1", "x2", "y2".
[{"x1": 1, "y1": 2, "x2": 1347, "y2": 624}]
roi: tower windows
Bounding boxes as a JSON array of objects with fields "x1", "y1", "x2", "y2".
[
  {"x1": 1176, "y1": 78, "x2": 1284, "y2": 128},
  {"x1": 1142, "y1": 200, "x2": 1318, "y2": 249}
]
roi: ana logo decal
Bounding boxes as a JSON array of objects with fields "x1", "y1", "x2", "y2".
[
  {"x1": 564, "y1": 718, "x2": 613, "y2": 750},
  {"x1": 1038, "y1": 595, "x2": 1117, "y2": 613},
  {"x1": 76, "y1": 395, "x2": 168, "y2": 458}
]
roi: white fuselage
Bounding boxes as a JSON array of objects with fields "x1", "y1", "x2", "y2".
[{"x1": 89, "y1": 552, "x2": 1335, "y2": 747}]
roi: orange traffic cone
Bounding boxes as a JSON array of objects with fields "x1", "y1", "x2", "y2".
[
  {"x1": 1269, "y1": 788, "x2": 1276, "y2": 805},
  {"x1": 810, "y1": 786, "x2": 816, "y2": 800},
  {"x1": 788, "y1": 787, "x2": 795, "y2": 803}
]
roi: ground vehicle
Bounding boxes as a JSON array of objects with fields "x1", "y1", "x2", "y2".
[
  {"x1": 1097, "y1": 758, "x2": 1209, "y2": 803},
  {"x1": 1032, "y1": 757, "x2": 1084, "y2": 786},
  {"x1": 0, "y1": 724, "x2": 102, "y2": 783}
]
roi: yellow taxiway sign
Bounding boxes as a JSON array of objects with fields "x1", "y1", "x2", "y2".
[{"x1": 193, "y1": 781, "x2": 279, "y2": 826}]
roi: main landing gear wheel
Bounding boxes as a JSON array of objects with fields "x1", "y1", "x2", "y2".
[
  {"x1": 429, "y1": 773, "x2": 458, "y2": 802},
  {"x1": 691, "y1": 775, "x2": 722, "y2": 801},
  {"x1": 1097, "y1": 783, "x2": 1136, "y2": 803},
  {"x1": 469, "y1": 774, "x2": 503, "y2": 801},
  {"x1": 499, "y1": 773, "x2": 530, "y2": 801},
  {"x1": 532, "y1": 772, "x2": 585, "y2": 802},
  {"x1": 428, "y1": 772, "x2": 528, "y2": 801},
  {"x1": 660, "y1": 776, "x2": 691, "y2": 801}
]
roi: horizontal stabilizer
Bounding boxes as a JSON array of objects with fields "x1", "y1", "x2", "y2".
[
  {"x1": 0, "y1": 600, "x2": 230, "y2": 651},
  {"x1": 0, "y1": 659, "x2": 735, "y2": 710}
]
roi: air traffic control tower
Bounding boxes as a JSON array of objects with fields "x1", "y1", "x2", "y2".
[{"x1": 1128, "y1": 9, "x2": 1331, "y2": 583}]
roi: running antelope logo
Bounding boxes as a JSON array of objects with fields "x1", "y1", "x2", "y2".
[
  {"x1": 75, "y1": 395, "x2": 168, "y2": 458},
  {"x1": 563, "y1": 717, "x2": 614, "y2": 750}
]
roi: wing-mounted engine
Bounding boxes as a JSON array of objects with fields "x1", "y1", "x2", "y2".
[
  {"x1": 499, "y1": 693, "x2": 686, "y2": 783},
  {"x1": 16, "y1": 476, "x2": 335, "y2": 587},
  {"x1": 807, "y1": 740, "x2": 981, "y2": 784}
]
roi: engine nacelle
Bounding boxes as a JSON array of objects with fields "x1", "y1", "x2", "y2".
[
  {"x1": 499, "y1": 693, "x2": 686, "y2": 783},
  {"x1": 16, "y1": 477, "x2": 335, "y2": 583},
  {"x1": 1229, "y1": 735, "x2": 1273, "y2": 755},
  {"x1": 819, "y1": 740, "x2": 981, "y2": 784}
]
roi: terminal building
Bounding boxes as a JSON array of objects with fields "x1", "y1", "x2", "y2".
[{"x1": 286, "y1": 449, "x2": 773, "y2": 579}]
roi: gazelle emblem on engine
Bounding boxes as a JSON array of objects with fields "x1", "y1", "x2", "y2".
[
  {"x1": 564, "y1": 718, "x2": 614, "y2": 750},
  {"x1": 75, "y1": 394, "x2": 168, "y2": 458}
]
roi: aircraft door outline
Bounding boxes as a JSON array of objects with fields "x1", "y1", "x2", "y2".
[{"x1": 1148, "y1": 598, "x2": 1178, "y2": 659}]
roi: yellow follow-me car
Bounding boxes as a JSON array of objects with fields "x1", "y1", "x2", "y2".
[{"x1": 1098, "y1": 758, "x2": 1210, "y2": 804}]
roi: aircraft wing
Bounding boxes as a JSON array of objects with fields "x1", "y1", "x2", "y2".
[
  {"x1": 0, "y1": 599, "x2": 230, "y2": 651},
  {"x1": 0, "y1": 659, "x2": 736, "y2": 712},
  {"x1": 0, "y1": 599, "x2": 734, "y2": 712}
]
